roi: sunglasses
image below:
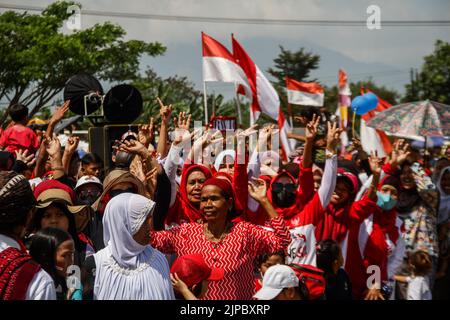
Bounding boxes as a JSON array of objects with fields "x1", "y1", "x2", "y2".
[
  {"x1": 272, "y1": 182, "x2": 297, "y2": 193},
  {"x1": 78, "y1": 189, "x2": 101, "y2": 199}
]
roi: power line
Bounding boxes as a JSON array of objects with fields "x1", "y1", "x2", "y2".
[
  {"x1": 1, "y1": 3, "x2": 449, "y2": 27},
  {"x1": 315, "y1": 69, "x2": 410, "y2": 80}
]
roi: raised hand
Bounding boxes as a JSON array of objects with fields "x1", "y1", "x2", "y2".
[
  {"x1": 174, "y1": 112, "x2": 191, "y2": 131},
  {"x1": 65, "y1": 136, "x2": 80, "y2": 155},
  {"x1": 294, "y1": 116, "x2": 307, "y2": 126},
  {"x1": 130, "y1": 157, "x2": 146, "y2": 183},
  {"x1": 50, "y1": 100, "x2": 70, "y2": 124},
  {"x1": 368, "y1": 151, "x2": 383, "y2": 176},
  {"x1": 44, "y1": 135, "x2": 62, "y2": 158},
  {"x1": 238, "y1": 124, "x2": 259, "y2": 137},
  {"x1": 258, "y1": 124, "x2": 275, "y2": 150},
  {"x1": 138, "y1": 117, "x2": 154, "y2": 148},
  {"x1": 200, "y1": 130, "x2": 223, "y2": 149},
  {"x1": 117, "y1": 139, "x2": 148, "y2": 158},
  {"x1": 157, "y1": 97, "x2": 173, "y2": 125},
  {"x1": 350, "y1": 138, "x2": 363, "y2": 152},
  {"x1": 389, "y1": 139, "x2": 411, "y2": 168},
  {"x1": 364, "y1": 288, "x2": 385, "y2": 301},
  {"x1": 15, "y1": 149, "x2": 36, "y2": 167},
  {"x1": 326, "y1": 121, "x2": 343, "y2": 153},
  {"x1": 235, "y1": 124, "x2": 258, "y2": 146},
  {"x1": 248, "y1": 178, "x2": 268, "y2": 203},
  {"x1": 305, "y1": 114, "x2": 320, "y2": 142},
  {"x1": 173, "y1": 129, "x2": 196, "y2": 146}
]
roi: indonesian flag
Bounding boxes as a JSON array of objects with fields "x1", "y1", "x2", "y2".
[
  {"x1": 360, "y1": 88, "x2": 393, "y2": 158},
  {"x1": 285, "y1": 78, "x2": 324, "y2": 107},
  {"x1": 231, "y1": 35, "x2": 294, "y2": 157},
  {"x1": 202, "y1": 32, "x2": 251, "y2": 98}
]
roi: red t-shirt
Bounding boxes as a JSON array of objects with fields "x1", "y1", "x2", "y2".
[{"x1": 0, "y1": 125, "x2": 39, "y2": 154}]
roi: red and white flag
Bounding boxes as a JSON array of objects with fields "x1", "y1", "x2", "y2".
[
  {"x1": 360, "y1": 88, "x2": 393, "y2": 158},
  {"x1": 201, "y1": 32, "x2": 251, "y2": 98},
  {"x1": 285, "y1": 78, "x2": 324, "y2": 107},
  {"x1": 231, "y1": 35, "x2": 294, "y2": 157}
]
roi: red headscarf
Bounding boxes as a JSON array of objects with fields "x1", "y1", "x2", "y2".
[
  {"x1": 214, "y1": 171, "x2": 233, "y2": 184},
  {"x1": 172, "y1": 164, "x2": 212, "y2": 224},
  {"x1": 267, "y1": 170, "x2": 302, "y2": 220},
  {"x1": 202, "y1": 177, "x2": 242, "y2": 220},
  {"x1": 203, "y1": 177, "x2": 234, "y2": 198},
  {"x1": 343, "y1": 176, "x2": 401, "y2": 298},
  {"x1": 370, "y1": 175, "x2": 400, "y2": 245}
]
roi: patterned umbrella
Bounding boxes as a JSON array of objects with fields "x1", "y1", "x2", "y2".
[{"x1": 365, "y1": 100, "x2": 450, "y2": 140}]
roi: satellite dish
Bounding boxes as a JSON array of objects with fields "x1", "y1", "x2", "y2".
[
  {"x1": 103, "y1": 84, "x2": 142, "y2": 124},
  {"x1": 64, "y1": 73, "x2": 104, "y2": 115}
]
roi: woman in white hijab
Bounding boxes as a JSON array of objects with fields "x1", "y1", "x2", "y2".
[{"x1": 93, "y1": 193, "x2": 174, "y2": 300}]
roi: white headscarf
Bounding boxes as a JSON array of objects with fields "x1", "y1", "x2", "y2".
[
  {"x1": 103, "y1": 193, "x2": 155, "y2": 268},
  {"x1": 437, "y1": 166, "x2": 450, "y2": 225},
  {"x1": 94, "y1": 193, "x2": 174, "y2": 300}
]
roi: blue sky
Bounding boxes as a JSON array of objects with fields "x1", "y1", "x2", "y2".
[{"x1": 2, "y1": 0, "x2": 450, "y2": 103}]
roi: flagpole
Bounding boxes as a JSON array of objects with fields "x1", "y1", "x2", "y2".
[
  {"x1": 234, "y1": 82, "x2": 242, "y2": 128},
  {"x1": 203, "y1": 81, "x2": 208, "y2": 125},
  {"x1": 211, "y1": 90, "x2": 216, "y2": 117},
  {"x1": 288, "y1": 103, "x2": 294, "y2": 128},
  {"x1": 352, "y1": 111, "x2": 356, "y2": 139}
]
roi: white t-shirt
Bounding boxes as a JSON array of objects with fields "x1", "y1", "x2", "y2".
[
  {"x1": 407, "y1": 276, "x2": 432, "y2": 300},
  {"x1": 0, "y1": 234, "x2": 56, "y2": 300}
]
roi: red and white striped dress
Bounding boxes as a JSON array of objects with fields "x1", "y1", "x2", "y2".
[{"x1": 151, "y1": 216, "x2": 291, "y2": 300}]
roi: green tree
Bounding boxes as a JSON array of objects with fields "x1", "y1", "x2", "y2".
[
  {"x1": 0, "y1": 1, "x2": 165, "y2": 125},
  {"x1": 324, "y1": 78, "x2": 400, "y2": 113},
  {"x1": 266, "y1": 46, "x2": 321, "y2": 122},
  {"x1": 403, "y1": 40, "x2": 450, "y2": 104},
  {"x1": 267, "y1": 46, "x2": 320, "y2": 87}
]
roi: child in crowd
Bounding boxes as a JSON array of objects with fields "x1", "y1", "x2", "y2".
[
  {"x1": 170, "y1": 254, "x2": 224, "y2": 300},
  {"x1": 316, "y1": 239, "x2": 352, "y2": 300},
  {"x1": 253, "y1": 264, "x2": 309, "y2": 300},
  {"x1": 29, "y1": 227, "x2": 82, "y2": 300},
  {"x1": 254, "y1": 251, "x2": 285, "y2": 292},
  {"x1": 395, "y1": 250, "x2": 433, "y2": 300},
  {"x1": 0, "y1": 104, "x2": 40, "y2": 155}
]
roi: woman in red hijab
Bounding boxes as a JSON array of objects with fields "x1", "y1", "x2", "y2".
[
  {"x1": 165, "y1": 163, "x2": 212, "y2": 226},
  {"x1": 151, "y1": 177, "x2": 291, "y2": 300},
  {"x1": 344, "y1": 174, "x2": 405, "y2": 300}
]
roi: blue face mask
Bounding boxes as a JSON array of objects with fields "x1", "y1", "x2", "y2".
[{"x1": 376, "y1": 191, "x2": 397, "y2": 211}]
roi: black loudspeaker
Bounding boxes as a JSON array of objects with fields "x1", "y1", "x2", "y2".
[
  {"x1": 89, "y1": 125, "x2": 139, "y2": 171},
  {"x1": 63, "y1": 74, "x2": 143, "y2": 125},
  {"x1": 64, "y1": 73, "x2": 104, "y2": 115},
  {"x1": 103, "y1": 84, "x2": 143, "y2": 124}
]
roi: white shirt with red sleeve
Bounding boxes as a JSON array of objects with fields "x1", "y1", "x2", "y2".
[{"x1": 285, "y1": 155, "x2": 337, "y2": 266}]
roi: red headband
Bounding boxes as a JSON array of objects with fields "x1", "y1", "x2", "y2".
[{"x1": 202, "y1": 177, "x2": 233, "y2": 199}]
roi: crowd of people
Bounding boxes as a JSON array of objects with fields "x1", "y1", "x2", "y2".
[{"x1": 0, "y1": 100, "x2": 449, "y2": 301}]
